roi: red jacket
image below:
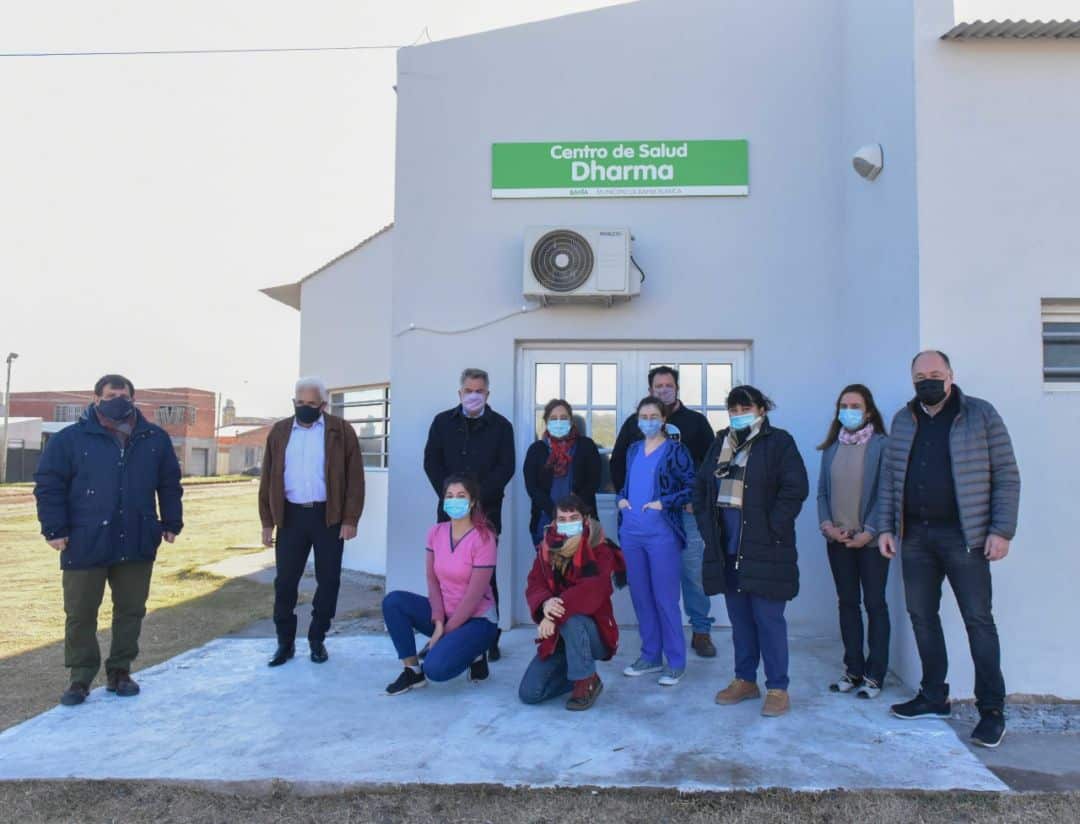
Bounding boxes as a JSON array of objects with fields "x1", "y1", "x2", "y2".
[{"x1": 525, "y1": 519, "x2": 625, "y2": 661}]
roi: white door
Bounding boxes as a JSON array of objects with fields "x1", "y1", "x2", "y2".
[
  {"x1": 190, "y1": 447, "x2": 209, "y2": 477},
  {"x1": 515, "y1": 343, "x2": 749, "y2": 625}
]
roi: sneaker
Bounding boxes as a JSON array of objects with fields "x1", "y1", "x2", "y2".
[
  {"x1": 714, "y1": 678, "x2": 761, "y2": 705},
  {"x1": 971, "y1": 709, "x2": 1006, "y2": 748},
  {"x1": 856, "y1": 677, "x2": 882, "y2": 700},
  {"x1": 623, "y1": 657, "x2": 663, "y2": 677},
  {"x1": 829, "y1": 673, "x2": 863, "y2": 694},
  {"x1": 761, "y1": 689, "x2": 791, "y2": 717},
  {"x1": 386, "y1": 667, "x2": 426, "y2": 695},
  {"x1": 890, "y1": 692, "x2": 951, "y2": 720},
  {"x1": 657, "y1": 668, "x2": 684, "y2": 686},
  {"x1": 468, "y1": 653, "x2": 490, "y2": 682},
  {"x1": 59, "y1": 682, "x2": 90, "y2": 707},
  {"x1": 566, "y1": 674, "x2": 603, "y2": 711},
  {"x1": 691, "y1": 632, "x2": 717, "y2": 658}
]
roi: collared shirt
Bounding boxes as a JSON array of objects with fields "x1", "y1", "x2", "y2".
[
  {"x1": 283, "y1": 415, "x2": 327, "y2": 504},
  {"x1": 904, "y1": 390, "x2": 961, "y2": 526}
]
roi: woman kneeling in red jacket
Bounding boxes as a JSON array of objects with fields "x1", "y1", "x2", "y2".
[{"x1": 520, "y1": 494, "x2": 626, "y2": 711}]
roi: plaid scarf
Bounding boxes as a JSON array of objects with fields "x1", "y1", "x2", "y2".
[
  {"x1": 95, "y1": 406, "x2": 136, "y2": 450},
  {"x1": 838, "y1": 423, "x2": 874, "y2": 446},
  {"x1": 545, "y1": 427, "x2": 578, "y2": 478},
  {"x1": 713, "y1": 418, "x2": 765, "y2": 509}
]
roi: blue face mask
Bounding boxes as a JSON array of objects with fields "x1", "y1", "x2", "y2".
[
  {"x1": 729, "y1": 413, "x2": 758, "y2": 432},
  {"x1": 556, "y1": 520, "x2": 583, "y2": 538},
  {"x1": 547, "y1": 419, "x2": 572, "y2": 439},
  {"x1": 638, "y1": 418, "x2": 664, "y2": 438},
  {"x1": 838, "y1": 409, "x2": 864, "y2": 430},
  {"x1": 98, "y1": 396, "x2": 134, "y2": 421},
  {"x1": 443, "y1": 498, "x2": 471, "y2": 520}
]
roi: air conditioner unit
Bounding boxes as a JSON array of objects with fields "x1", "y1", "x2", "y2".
[{"x1": 523, "y1": 226, "x2": 641, "y2": 305}]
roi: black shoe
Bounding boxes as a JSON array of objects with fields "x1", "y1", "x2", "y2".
[
  {"x1": 890, "y1": 691, "x2": 951, "y2": 720},
  {"x1": 386, "y1": 667, "x2": 426, "y2": 695},
  {"x1": 60, "y1": 682, "x2": 90, "y2": 706},
  {"x1": 309, "y1": 640, "x2": 328, "y2": 663},
  {"x1": 971, "y1": 709, "x2": 1006, "y2": 748},
  {"x1": 469, "y1": 653, "x2": 490, "y2": 682},
  {"x1": 268, "y1": 642, "x2": 295, "y2": 667},
  {"x1": 487, "y1": 630, "x2": 502, "y2": 662},
  {"x1": 106, "y1": 669, "x2": 141, "y2": 696}
]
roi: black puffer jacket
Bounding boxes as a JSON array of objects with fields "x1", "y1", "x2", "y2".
[{"x1": 693, "y1": 419, "x2": 809, "y2": 601}]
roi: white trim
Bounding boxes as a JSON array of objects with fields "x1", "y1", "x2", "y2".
[
  {"x1": 492, "y1": 185, "x2": 749, "y2": 199},
  {"x1": 1044, "y1": 383, "x2": 1080, "y2": 393}
]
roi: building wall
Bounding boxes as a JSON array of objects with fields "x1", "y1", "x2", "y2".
[
  {"x1": 388, "y1": 0, "x2": 925, "y2": 635},
  {"x1": 910, "y1": 0, "x2": 1080, "y2": 699}
]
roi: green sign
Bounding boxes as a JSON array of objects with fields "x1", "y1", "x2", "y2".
[{"x1": 491, "y1": 140, "x2": 748, "y2": 199}]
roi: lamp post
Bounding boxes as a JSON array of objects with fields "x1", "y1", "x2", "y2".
[{"x1": 1, "y1": 352, "x2": 18, "y2": 484}]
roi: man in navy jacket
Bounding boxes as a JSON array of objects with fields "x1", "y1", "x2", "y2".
[{"x1": 34, "y1": 374, "x2": 183, "y2": 706}]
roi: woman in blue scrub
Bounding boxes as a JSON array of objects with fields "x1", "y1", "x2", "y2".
[{"x1": 617, "y1": 396, "x2": 696, "y2": 686}]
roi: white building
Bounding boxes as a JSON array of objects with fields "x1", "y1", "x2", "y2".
[{"x1": 265, "y1": 0, "x2": 1080, "y2": 700}]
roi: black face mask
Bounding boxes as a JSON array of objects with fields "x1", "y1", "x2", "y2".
[
  {"x1": 294, "y1": 404, "x2": 322, "y2": 425},
  {"x1": 914, "y1": 379, "x2": 947, "y2": 407},
  {"x1": 98, "y1": 396, "x2": 134, "y2": 421}
]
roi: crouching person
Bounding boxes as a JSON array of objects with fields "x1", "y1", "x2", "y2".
[
  {"x1": 382, "y1": 474, "x2": 499, "y2": 695},
  {"x1": 519, "y1": 494, "x2": 626, "y2": 711}
]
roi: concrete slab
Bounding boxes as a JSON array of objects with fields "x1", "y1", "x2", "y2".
[{"x1": 0, "y1": 630, "x2": 1006, "y2": 791}]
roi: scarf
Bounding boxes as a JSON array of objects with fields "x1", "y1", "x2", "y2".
[
  {"x1": 545, "y1": 427, "x2": 578, "y2": 478},
  {"x1": 838, "y1": 423, "x2": 874, "y2": 446},
  {"x1": 713, "y1": 417, "x2": 765, "y2": 509},
  {"x1": 95, "y1": 407, "x2": 136, "y2": 450},
  {"x1": 543, "y1": 517, "x2": 601, "y2": 576}
]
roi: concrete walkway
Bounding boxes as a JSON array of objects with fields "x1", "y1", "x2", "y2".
[{"x1": 0, "y1": 629, "x2": 1005, "y2": 791}]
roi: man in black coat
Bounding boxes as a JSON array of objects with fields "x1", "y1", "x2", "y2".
[{"x1": 423, "y1": 367, "x2": 515, "y2": 659}]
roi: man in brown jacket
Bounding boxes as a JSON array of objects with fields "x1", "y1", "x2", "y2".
[{"x1": 259, "y1": 377, "x2": 365, "y2": 667}]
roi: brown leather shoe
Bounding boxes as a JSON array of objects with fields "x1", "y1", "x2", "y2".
[
  {"x1": 691, "y1": 632, "x2": 717, "y2": 658},
  {"x1": 714, "y1": 678, "x2": 761, "y2": 705},
  {"x1": 566, "y1": 673, "x2": 603, "y2": 711},
  {"x1": 761, "y1": 688, "x2": 790, "y2": 717},
  {"x1": 60, "y1": 682, "x2": 90, "y2": 706},
  {"x1": 106, "y1": 669, "x2": 140, "y2": 697}
]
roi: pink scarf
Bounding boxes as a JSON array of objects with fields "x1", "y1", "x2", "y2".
[{"x1": 839, "y1": 424, "x2": 874, "y2": 446}]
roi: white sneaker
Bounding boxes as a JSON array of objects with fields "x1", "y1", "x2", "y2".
[
  {"x1": 856, "y1": 677, "x2": 882, "y2": 699},
  {"x1": 829, "y1": 673, "x2": 862, "y2": 694},
  {"x1": 657, "y1": 668, "x2": 684, "y2": 686},
  {"x1": 623, "y1": 657, "x2": 663, "y2": 677}
]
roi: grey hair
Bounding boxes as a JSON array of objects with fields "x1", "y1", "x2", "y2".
[
  {"x1": 294, "y1": 376, "x2": 329, "y2": 403},
  {"x1": 459, "y1": 368, "x2": 490, "y2": 388}
]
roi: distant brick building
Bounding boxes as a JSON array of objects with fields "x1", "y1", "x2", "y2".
[{"x1": 10, "y1": 387, "x2": 218, "y2": 476}]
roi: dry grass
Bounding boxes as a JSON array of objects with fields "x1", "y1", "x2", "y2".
[
  {"x1": 0, "y1": 483, "x2": 271, "y2": 730},
  {"x1": 0, "y1": 782, "x2": 1076, "y2": 824}
]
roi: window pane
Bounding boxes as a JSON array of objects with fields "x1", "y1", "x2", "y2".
[
  {"x1": 362, "y1": 452, "x2": 385, "y2": 468},
  {"x1": 334, "y1": 387, "x2": 384, "y2": 405},
  {"x1": 679, "y1": 364, "x2": 703, "y2": 407},
  {"x1": 358, "y1": 436, "x2": 386, "y2": 456},
  {"x1": 590, "y1": 410, "x2": 617, "y2": 450},
  {"x1": 706, "y1": 409, "x2": 730, "y2": 432},
  {"x1": 351, "y1": 421, "x2": 386, "y2": 438},
  {"x1": 565, "y1": 364, "x2": 588, "y2": 406},
  {"x1": 707, "y1": 364, "x2": 734, "y2": 406},
  {"x1": 535, "y1": 363, "x2": 560, "y2": 406},
  {"x1": 592, "y1": 364, "x2": 617, "y2": 405},
  {"x1": 535, "y1": 409, "x2": 546, "y2": 439},
  {"x1": 339, "y1": 403, "x2": 386, "y2": 422}
]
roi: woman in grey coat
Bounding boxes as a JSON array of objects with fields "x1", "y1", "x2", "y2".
[{"x1": 816, "y1": 384, "x2": 889, "y2": 699}]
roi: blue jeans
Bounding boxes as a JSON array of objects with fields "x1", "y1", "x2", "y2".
[
  {"x1": 381, "y1": 590, "x2": 498, "y2": 682},
  {"x1": 901, "y1": 522, "x2": 1004, "y2": 711},
  {"x1": 724, "y1": 555, "x2": 790, "y2": 690},
  {"x1": 518, "y1": 614, "x2": 607, "y2": 704},
  {"x1": 681, "y1": 511, "x2": 714, "y2": 633}
]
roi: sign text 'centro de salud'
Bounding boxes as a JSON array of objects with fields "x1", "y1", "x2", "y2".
[{"x1": 491, "y1": 140, "x2": 748, "y2": 199}]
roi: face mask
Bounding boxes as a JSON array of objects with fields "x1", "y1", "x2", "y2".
[
  {"x1": 547, "y1": 419, "x2": 572, "y2": 439},
  {"x1": 838, "y1": 409, "x2": 864, "y2": 430},
  {"x1": 462, "y1": 392, "x2": 486, "y2": 415},
  {"x1": 294, "y1": 404, "x2": 321, "y2": 425},
  {"x1": 98, "y1": 397, "x2": 134, "y2": 421},
  {"x1": 729, "y1": 413, "x2": 758, "y2": 432},
  {"x1": 443, "y1": 498, "x2": 471, "y2": 520},
  {"x1": 556, "y1": 520, "x2": 583, "y2": 538},
  {"x1": 914, "y1": 379, "x2": 947, "y2": 407},
  {"x1": 638, "y1": 418, "x2": 664, "y2": 438},
  {"x1": 654, "y1": 386, "x2": 677, "y2": 406}
]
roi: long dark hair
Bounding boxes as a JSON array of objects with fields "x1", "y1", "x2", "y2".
[
  {"x1": 441, "y1": 473, "x2": 493, "y2": 539},
  {"x1": 817, "y1": 383, "x2": 888, "y2": 450}
]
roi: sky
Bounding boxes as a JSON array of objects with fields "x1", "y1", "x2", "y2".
[{"x1": 0, "y1": 0, "x2": 627, "y2": 419}]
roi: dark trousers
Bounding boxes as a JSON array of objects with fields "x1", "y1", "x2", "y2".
[
  {"x1": 273, "y1": 502, "x2": 344, "y2": 645},
  {"x1": 381, "y1": 590, "x2": 498, "y2": 681},
  {"x1": 901, "y1": 522, "x2": 1005, "y2": 711},
  {"x1": 827, "y1": 541, "x2": 891, "y2": 683},
  {"x1": 724, "y1": 554, "x2": 789, "y2": 690},
  {"x1": 62, "y1": 560, "x2": 154, "y2": 685}
]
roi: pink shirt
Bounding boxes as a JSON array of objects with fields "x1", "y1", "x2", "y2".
[{"x1": 425, "y1": 523, "x2": 497, "y2": 628}]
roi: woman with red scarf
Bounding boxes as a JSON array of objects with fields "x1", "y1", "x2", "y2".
[
  {"x1": 522, "y1": 399, "x2": 602, "y2": 547},
  {"x1": 519, "y1": 494, "x2": 626, "y2": 710}
]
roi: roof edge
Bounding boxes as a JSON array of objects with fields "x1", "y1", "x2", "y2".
[{"x1": 942, "y1": 19, "x2": 1080, "y2": 39}]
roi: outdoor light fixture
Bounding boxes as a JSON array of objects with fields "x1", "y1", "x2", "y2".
[{"x1": 852, "y1": 144, "x2": 884, "y2": 181}]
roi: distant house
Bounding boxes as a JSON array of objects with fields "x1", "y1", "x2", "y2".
[{"x1": 216, "y1": 423, "x2": 275, "y2": 475}]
